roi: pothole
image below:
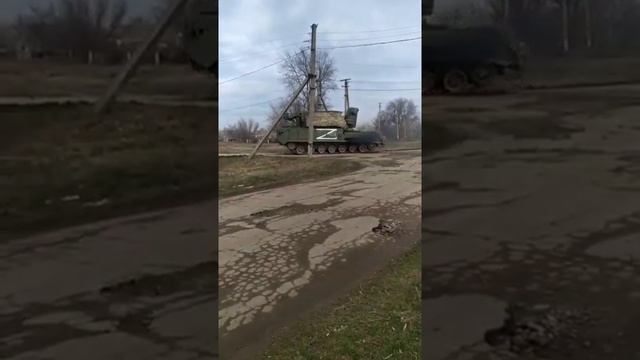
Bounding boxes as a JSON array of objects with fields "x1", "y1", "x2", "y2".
[
  {"x1": 372, "y1": 218, "x2": 401, "y2": 236},
  {"x1": 484, "y1": 303, "x2": 592, "y2": 355}
]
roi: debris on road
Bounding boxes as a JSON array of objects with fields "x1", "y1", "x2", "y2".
[
  {"x1": 372, "y1": 219, "x2": 401, "y2": 236},
  {"x1": 83, "y1": 198, "x2": 110, "y2": 207}
]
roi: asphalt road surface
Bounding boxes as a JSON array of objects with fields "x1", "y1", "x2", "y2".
[
  {"x1": 0, "y1": 150, "x2": 420, "y2": 360},
  {"x1": 423, "y1": 84, "x2": 640, "y2": 359},
  {"x1": 219, "y1": 151, "x2": 421, "y2": 359},
  {"x1": 0, "y1": 202, "x2": 218, "y2": 359}
]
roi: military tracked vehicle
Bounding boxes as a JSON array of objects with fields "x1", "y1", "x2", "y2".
[
  {"x1": 184, "y1": 0, "x2": 217, "y2": 75},
  {"x1": 423, "y1": 25, "x2": 522, "y2": 94},
  {"x1": 276, "y1": 107, "x2": 384, "y2": 155}
]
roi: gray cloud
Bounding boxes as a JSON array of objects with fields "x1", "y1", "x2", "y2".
[
  {"x1": 219, "y1": 0, "x2": 421, "y2": 128},
  {"x1": 0, "y1": 0, "x2": 155, "y2": 23}
]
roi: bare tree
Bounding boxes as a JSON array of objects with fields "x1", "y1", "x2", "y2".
[
  {"x1": 378, "y1": 98, "x2": 419, "y2": 141},
  {"x1": 433, "y1": 3, "x2": 490, "y2": 27},
  {"x1": 152, "y1": 0, "x2": 186, "y2": 30},
  {"x1": 266, "y1": 97, "x2": 306, "y2": 129},
  {"x1": 224, "y1": 118, "x2": 261, "y2": 142},
  {"x1": 279, "y1": 47, "x2": 338, "y2": 113},
  {"x1": 15, "y1": 0, "x2": 127, "y2": 58},
  {"x1": 482, "y1": 0, "x2": 640, "y2": 55}
]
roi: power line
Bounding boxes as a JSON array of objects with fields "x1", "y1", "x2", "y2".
[
  {"x1": 351, "y1": 80, "x2": 421, "y2": 84},
  {"x1": 219, "y1": 40, "x2": 306, "y2": 63},
  {"x1": 319, "y1": 37, "x2": 421, "y2": 50},
  {"x1": 219, "y1": 59, "x2": 285, "y2": 85},
  {"x1": 318, "y1": 25, "x2": 420, "y2": 35},
  {"x1": 220, "y1": 97, "x2": 285, "y2": 113},
  {"x1": 349, "y1": 88, "x2": 422, "y2": 92},
  {"x1": 219, "y1": 50, "x2": 306, "y2": 85},
  {"x1": 338, "y1": 62, "x2": 420, "y2": 68},
  {"x1": 317, "y1": 31, "x2": 422, "y2": 42}
]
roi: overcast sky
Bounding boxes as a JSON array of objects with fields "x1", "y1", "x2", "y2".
[
  {"x1": 0, "y1": 0, "x2": 155, "y2": 23},
  {"x1": 219, "y1": 0, "x2": 421, "y2": 129}
]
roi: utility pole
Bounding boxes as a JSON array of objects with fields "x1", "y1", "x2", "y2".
[
  {"x1": 318, "y1": 82, "x2": 328, "y2": 111},
  {"x1": 94, "y1": 0, "x2": 188, "y2": 114},
  {"x1": 307, "y1": 24, "x2": 318, "y2": 157},
  {"x1": 340, "y1": 78, "x2": 351, "y2": 114},
  {"x1": 504, "y1": 0, "x2": 510, "y2": 26},
  {"x1": 561, "y1": 0, "x2": 569, "y2": 53},
  {"x1": 249, "y1": 78, "x2": 310, "y2": 159},
  {"x1": 585, "y1": 0, "x2": 592, "y2": 48},
  {"x1": 395, "y1": 109, "x2": 400, "y2": 141},
  {"x1": 377, "y1": 102, "x2": 382, "y2": 131}
]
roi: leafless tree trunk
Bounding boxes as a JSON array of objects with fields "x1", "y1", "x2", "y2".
[
  {"x1": 584, "y1": 0, "x2": 592, "y2": 48},
  {"x1": 280, "y1": 47, "x2": 337, "y2": 113},
  {"x1": 562, "y1": 0, "x2": 569, "y2": 53}
]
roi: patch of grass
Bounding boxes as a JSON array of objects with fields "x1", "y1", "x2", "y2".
[
  {"x1": 219, "y1": 156, "x2": 365, "y2": 198},
  {"x1": 525, "y1": 57, "x2": 640, "y2": 88},
  {"x1": 423, "y1": 122, "x2": 468, "y2": 154},
  {"x1": 479, "y1": 116, "x2": 583, "y2": 139},
  {"x1": 384, "y1": 140, "x2": 421, "y2": 150},
  {"x1": 218, "y1": 142, "x2": 286, "y2": 155},
  {"x1": 0, "y1": 104, "x2": 214, "y2": 238},
  {"x1": 263, "y1": 247, "x2": 421, "y2": 360},
  {"x1": 0, "y1": 61, "x2": 213, "y2": 97}
]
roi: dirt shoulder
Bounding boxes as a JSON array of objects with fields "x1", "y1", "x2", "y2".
[
  {"x1": 0, "y1": 103, "x2": 371, "y2": 240},
  {"x1": 263, "y1": 246, "x2": 421, "y2": 360},
  {"x1": 423, "y1": 84, "x2": 640, "y2": 359},
  {"x1": 0, "y1": 60, "x2": 214, "y2": 98}
]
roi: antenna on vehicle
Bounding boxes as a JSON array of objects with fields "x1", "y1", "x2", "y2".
[{"x1": 340, "y1": 78, "x2": 351, "y2": 114}]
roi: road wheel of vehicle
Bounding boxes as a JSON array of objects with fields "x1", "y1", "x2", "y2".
[
  {"x1": 286, "y1": 143, "x2": 296, "y2": 151},
  {"x1": 338, "y1": 144, "x2": 348, "y2": 153},
  {"x1": 471, "y1": 65, "x2": 496, "y2": 86},
  {"x1": 443, "y1": 68, "x2": 470, "y2": 94},
  {"x1": 424, "y1": 70, "x2": 438, "y2": 93},
  {"x1": 367, "y1": 143, "x2": 378, "y2": 152},
  {"x1": 348, "y1": 144, "x2": 358, "y2": 153},
  {"x1": 295, "y1": 144, "x2": 306, "y2": 155},
  {"x1": 327, "y1": 144, "x2": 337, "y2": 154},
  {"x1": 358, "y1": 144, "x2": 368, "y2": 153},
  {"x1": 317, "y1": 144, "x2": 327, "y2": 154}
]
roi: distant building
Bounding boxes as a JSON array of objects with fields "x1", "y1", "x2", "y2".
[{"x1": 0, "y1": 24, "x2": 18, "y2": 58}]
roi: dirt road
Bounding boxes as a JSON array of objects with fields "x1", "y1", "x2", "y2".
[
  {"x1": 423, "y1": 84, "x2": 640, "y2": 359},
  {"x1": 0, "y1": 95, "x2": 216, "y2": 108},
  {"x1": 0, "y1": 202, "x2": 218, "y2": 359},
  {"x1": 219, "y1": 151, "x2": 421, "y2": 359},
  {"x1": 0, "y1": 150, "x2": 420, "y2": 360}
]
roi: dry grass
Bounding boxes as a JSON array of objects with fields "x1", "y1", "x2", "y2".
[
  {"x1": 218, "y1": 140, "x2": 421, "y2": 155},
  {"x1": 0, "y1": 60, "x2": 214, "y2": 98},
  {"x1": 219, "y1": 156, "x2": 365, "y2": 198},
  {"x1": 524, "y1": 57, "x2": 640, "y2": 88},
  {"x1": 0, "y1": 103, "x2": 214, "y2": 238},
  {"x1": 218, "y1": 142, "x2": 286, "y2": 155},
  {"x1": 264, "y1": 247, "x2": 421, "y2": 360}
]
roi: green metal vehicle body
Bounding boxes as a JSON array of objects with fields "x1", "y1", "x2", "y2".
[
  {"x1": 276, "y1": 107, "x2": 385, "y2": 155},
  {"x1": 184, "y1": 0, "x2": 217, "y2": 75}
]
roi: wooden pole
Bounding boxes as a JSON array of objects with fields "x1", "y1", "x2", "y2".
[
  {"x1": 94, "y1": 0, "x2": 188, "y2": 114},
  {"x1": 504, "y1": 0, "x2": 510, "y2": 25},
  {"x1": 562, "y1": 0, "x2": 569, "y2": 53},
  {"x1": 340, "y1": 78, "x2": 351, "y2": 114},
  {"x1": 248, "y1": 78, "x2": 310, "y2": 159},
  {"x1": 585, "y1": 0, "x2": 592, "y2": 48},
  {"x1": 307, "y1": 24, "x2": 318, "y2": 157}
]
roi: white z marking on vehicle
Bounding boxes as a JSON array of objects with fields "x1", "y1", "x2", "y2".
[{"x1": 316, "y1": 129, "x2": 338, "y2": 140}]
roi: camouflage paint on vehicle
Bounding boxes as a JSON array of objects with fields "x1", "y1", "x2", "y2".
[{"x1": 276, "y1": 107, "x2": 384, "y2": 155}]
